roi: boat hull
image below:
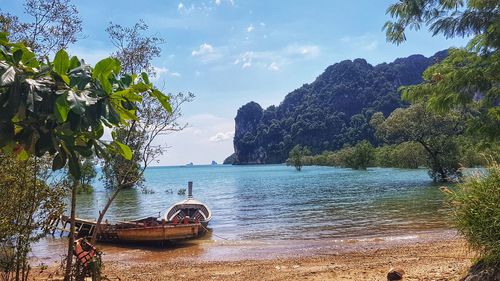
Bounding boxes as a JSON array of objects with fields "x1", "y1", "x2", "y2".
[{"x1": 115, "y1": 224, "x2": 200, "y2": 242}]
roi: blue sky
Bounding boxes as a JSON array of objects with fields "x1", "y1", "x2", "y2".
[{"x1": 2, "y1": 0, "x2": 468, "y2": 165}]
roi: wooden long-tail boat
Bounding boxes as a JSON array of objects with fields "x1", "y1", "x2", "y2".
[
  {"x1": 164, "y1": 181, "x2": 212, "y2": 230},
  {"x1": 51, "y1": 182, "x2": 211, "y2": 243},
  {"x1": 53, "y1": 215, "x2": 201, "y2": 243}
]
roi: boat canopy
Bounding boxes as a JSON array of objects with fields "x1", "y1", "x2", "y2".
[{"x1": 164, "y1": 198, "x2": 212, "y2": 222}]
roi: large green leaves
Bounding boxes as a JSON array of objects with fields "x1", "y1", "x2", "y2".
[
  {"x1": 93, "y1": 58, "x2": 121, "y2": 94},
  {"x1": 53, "y1": 50, "x2": 70, "y2": 84},
  {"x1": 0, "y1": 34, "x2": 173, "y2": 180},
  {"x1": 55, "y1": 94, "x2": 70, "y2": 122},
  {"x1": 151, "y1": 89, "x2": 172, "y2": 113},
  {"x1": 112, "y1": 140, "x2": 133, "y2": 160},
  {"x1": 53, "y1": 50, "x2": 70, "y2": 75},
  {"x1": 66, "y1": 90, "x2": 98, "y2": 115},
  {"x1": 0, "y1": 66, "x2": 15, "y2": 86}
]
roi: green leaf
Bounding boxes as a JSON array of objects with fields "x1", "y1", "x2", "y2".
[
  {"x1": 114, "y1": 89, "x2": 142, "y2": 103},
  {"x1": 55, "y1": 94, "x2": 70, "y2": 122},
  {"x1": 113, "y1": 140, "x2": 132, "y2": 160},
  {"x1": 69, "y1": 56, "x2": 80, "y2": 70},
  {"x1": 52, "y1": 151, "x2": 67, "y2": 170},
  {"x1": 0, "y1": 32, "x2": 8, "y2": 44},
  {"x1": 92, "y1": 125, "x2": 104, "y2": 139},
  {"x1": 20, "y1": 48, "x2": 39, "y2": 68},
  {"x1": 131, "y1": 82, "x2": 150, "y2": 93},
  {"x1": 17, "y1": 149, "x2": 29, "y2": 161},
  {"x1": 13, "y1": 49, "x2": 22, "y2": 64},
  {"x1": 53, "y1": 49, "x2": 70, "y2": 76},
  {"x1": 67, "y1": 90, "x2": 98, "y2": 115},
  {"x1": 93, "y1": 58, "x2": 121, "y2": 93},
  {"x1": 151, "y1": 89, "x2": 172, "y2": 113},
  {"x1": 0, "y1": 66, "x2": 15, "y2": 86},
  {"x1": 141, "y1": 72, "x2": 150, "y2": 84}
]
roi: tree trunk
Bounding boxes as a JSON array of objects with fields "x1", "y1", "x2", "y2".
[
  {"x1": 64, "y1": 181, "x2": 78, "y2": 281},
  {"x1": 90, "y1": 187, "x2": 121, "y2": 244},
  {"x1": 418, "y1": 140, "x2": 446, "y2": 182}
]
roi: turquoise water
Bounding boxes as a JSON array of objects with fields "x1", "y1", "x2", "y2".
[{"x1": 75, "y1": 164, "x2": 449, "y2": 240}]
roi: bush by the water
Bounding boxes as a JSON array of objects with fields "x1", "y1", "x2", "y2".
[
  {"x1": 291, "y1": 138, "x2": 498, "y2": 172},
  {"x1": 445, "y1": 162, "x2": 500, "y2": 265},
  {"x1": 286, "y1": 145, "x2": 311, "y2": 171},
  {"x1": 374, "y1": 142, "x2": 427, "y2": 169},
  {"x1": 296, "y1": 141, "x2": 421, "y2": 170}
]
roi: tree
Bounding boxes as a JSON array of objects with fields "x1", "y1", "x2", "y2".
[
  {"x1": 384, "y1": 0, "x2": 499, "y2": 48},
  {"x1": 0, "y1": 0, "x2": 82, "y2": 56},
  {"x1": 348, "y1": 140, "x2": 374, "y2": 170},
  {"x1": 374, "y1": 104, "x2": 465, "y2": 182},
  {"x1": 101, "y1": 20, "x2": 167, "y2": 192},
  {"x1": 91, "y1": 20, "x2": 193, "y2": 244},
  {"x1": 374, "y1": 142, "x2": 427, "y2": 169},
  {"x1": 0, "y1": 33, "x2": 172, "y2": 280},
  {"x1": 0, "y1": 155, "x2": 65, "y2": 281},
  {"x1": 384, "y1": 0, "x2": 499, "y2": 140},
  {"x1": 69, "y1": 157, "x2": 97, "y2": 193},
  {"x1": 106, "y1": 20, "x2": 165, "y2": 76},
  {"x1": 287, "y1": 145, "x2": 310, "y2": 171}
]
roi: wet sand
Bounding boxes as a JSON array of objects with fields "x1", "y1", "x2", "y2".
[{"x1": 31, "y1": 230, "x2": 473, "y2": 280}]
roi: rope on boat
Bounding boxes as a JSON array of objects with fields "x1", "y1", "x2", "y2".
[{"x1": 200, "y1": 223, "x2": 229, "y2": 241}]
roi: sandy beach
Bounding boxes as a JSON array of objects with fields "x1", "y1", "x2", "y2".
[{"x1": 31, "y1": 230, "x2": 474, "y2": 281}]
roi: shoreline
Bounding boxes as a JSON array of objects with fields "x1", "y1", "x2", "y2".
[{"x1": 31, "y1": 229, "x2": 474, "y2": 280}]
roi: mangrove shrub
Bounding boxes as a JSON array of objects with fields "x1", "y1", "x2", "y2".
[{"x1": 445, "y1": 162, "x2": 500, "y2": 264}]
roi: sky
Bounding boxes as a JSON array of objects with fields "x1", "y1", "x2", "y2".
[{"x1": 2, "y1": 0, "x2": 469, "y2": 166}]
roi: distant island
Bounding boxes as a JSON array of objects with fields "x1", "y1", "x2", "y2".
[
  {"x1": 186, "y1": 162, "x2": 194, "y2": 166},
  {"x1": 225, "y1": 51, "x2": 447, "y2": 165},
  {"x1": 211, "y1": 160, "x2": 217, "y2": 165}
]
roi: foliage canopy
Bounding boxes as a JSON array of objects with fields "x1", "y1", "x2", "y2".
[
  {"x1": 0, "y1": 33, "x2": 172, "y2": 179},
  {"x1": 375, "y1": 103, "x2": 465, "y2": 182},
  {"x1": 385, "y1": 0, "x2": 499, "y2": 140}
]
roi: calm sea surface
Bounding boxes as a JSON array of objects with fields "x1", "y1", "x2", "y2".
[{"x1": 74, "y1": 164, "x2": 450, "y2": 240}]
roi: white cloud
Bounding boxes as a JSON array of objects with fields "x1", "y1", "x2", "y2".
[
  {"x1": 247, "y1": 24, "x2": 255, "y2": 32},
  {"x1": 233, "y1": 44, "x2": 320, "y2": 71},
  {"x1": 234, "y1": 51, "x2": 255, "y2": 69},
  {"x1": 340, "y1": 35, "x2": 378, "y2": 51},
  {"x1": 268, "y1": 62, "x2": 279, "y2": 71},
  {"x1": 192, "y1": 43, "x2": 214, "y2": 56},
  {"x1": 215, "y1": 0, "x2": 234, "y2": 6},
  {"x1": 285, "y1": 44, "x2": 320, "y2": 58},
  {"x1": 149, "y1": 113, "x2": 235, "y2": 165},
  {"x1": 151, "y1": 66, "x2": 181, "y2": 81},
  {"x1": 191, "y1": 43, "x2": 222, "y2": 63},
  {"x1": 209, "y1": 131, "x2": 234, "y2": 142},
  {"x1": 177, "y1": 2, "x2": 194, "y2": 14}
]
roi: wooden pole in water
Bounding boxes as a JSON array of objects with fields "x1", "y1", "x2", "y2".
[{"x1": 188, "y1": 181, "x2": 193, "y2": 198}]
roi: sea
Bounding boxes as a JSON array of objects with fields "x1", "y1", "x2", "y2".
[{"x1": 74, "y1": 164, "x2": 450, "y2": 240}]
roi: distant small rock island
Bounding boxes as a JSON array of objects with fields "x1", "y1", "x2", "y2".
[
  {"x1": 211, "y1": 161, "x2": 218, "y2": 165},
  {"x1": 186, "y1": 162, "x2": 194, "y2": 166}
]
